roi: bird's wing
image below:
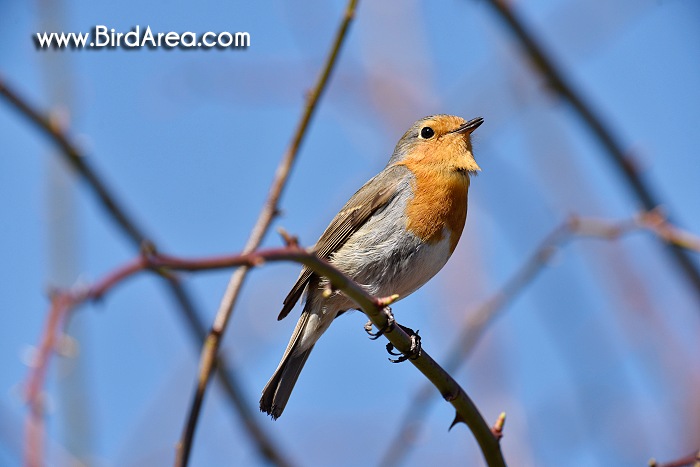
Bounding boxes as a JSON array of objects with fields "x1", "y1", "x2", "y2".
[{"x1": 278, "y1": 164, "x2": 410, "y2": 320}]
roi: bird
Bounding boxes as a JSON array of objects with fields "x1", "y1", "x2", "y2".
[{"x1": 260, "y1": 114, "x2": 484, "y2": 419}]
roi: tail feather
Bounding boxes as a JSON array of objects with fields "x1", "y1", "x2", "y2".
[
  {"x1": 261, "y1": 309, "x2": 317, "y2": 419},
  {"x1": 262, "y1": 286, "x2": 339, "y2": 419},
  {"x1": 259, "y1": 345, "x2": 314, "y2": 419}
]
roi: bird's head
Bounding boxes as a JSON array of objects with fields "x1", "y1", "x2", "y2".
[{"x1": 389, "y1": 114, "x2": 483, "y2": 175}]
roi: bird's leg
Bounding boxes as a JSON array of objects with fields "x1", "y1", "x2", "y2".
[
  {"x1": 364, "y1": 309, "x2": 422, "y2": 361},
  {"x1": 386, "y1": 325, "x2": 422, "y2": 363},
  {"x1": 363, "y1": 306, "x2": 395, "y2": 340}
]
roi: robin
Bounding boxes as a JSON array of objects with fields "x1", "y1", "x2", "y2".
[{"x1": 260, "y1": 114, "x2": 484, "y2": 419}]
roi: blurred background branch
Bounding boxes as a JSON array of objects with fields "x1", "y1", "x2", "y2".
[
  {"x1": 0, "y1": 79, "x2": 292, "y2": 466},
  {"x1": 649, "y1": 449, "x2": 700, "y2": 467},
  {"x1": 380, "y1": 210, "x2": 700, "y2": 467},
  {"x1": 1, "y1": 1, "x2": 698, "y2": 465},
  {"x1": 28, "y1": 240, "x2": 507, "y2": 466},
  {"x1": 483, "y1": 0, "x2": 700, "y2": 302}
]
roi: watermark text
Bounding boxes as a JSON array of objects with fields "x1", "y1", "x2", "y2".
[{"x1": 34, "y1": 25, "x2": 250, "y2": 50}]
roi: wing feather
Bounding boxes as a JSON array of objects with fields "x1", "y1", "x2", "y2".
[{"x1": 277, "y1": 164, "x2": 409, "y2": 320}]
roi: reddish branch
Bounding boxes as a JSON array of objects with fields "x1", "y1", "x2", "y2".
[
  {"x1": 649, "y1": 450, "x2": 700, "y2": 467},
  {"x1": 25, "y1": 249, "x2": 291, "y2": 436},
  {"x1": 26, "y1": 210, "x2": 695, "y2": 466},
  {"x1": 28, "y1": 244, "x2": 507, "y2": 467},
  {"x1": 0, "y1": 78, "x2": 291, "y2": 466}
]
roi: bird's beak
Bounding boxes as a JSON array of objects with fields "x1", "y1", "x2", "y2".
[{"x1": 451, "y1": 117, "x2": 484, "y2": 134}]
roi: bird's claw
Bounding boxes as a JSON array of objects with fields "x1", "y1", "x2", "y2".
[
  {"x1": 386, "y1": 326, "x2": 422, "y2": 363},
  {"x1": 386, "y1": 343, "x2": 403, "y2": 357},
  {"x1": 364, "y1": 307, "x2": 395, "y2": 340}
]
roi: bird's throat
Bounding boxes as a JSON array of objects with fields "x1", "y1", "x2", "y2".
[{"x1": 401, "y1": 162, "x2": 469, "y2": 253}]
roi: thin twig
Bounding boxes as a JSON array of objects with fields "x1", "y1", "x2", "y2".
[
  {"x1": 483, "y1": 0, "x2": 700, "y2": 302},
  {"x1": 649, "y1": 449, "x2": 700, "y2": 467},
  {"x1": 174, "y1": 1, "x2": 360, "y2": 466},
  {"x1": 0, "y1": 79, "x2": 292, "y2": 466},
  {"x1": 30, "y1": 243, "x2": 507, "y2": 467},
  {"x1": 0, "y1": 78, "x2": 145, "y2": 243},
  {"x1": 379, "y1": 211, "x2": 699, "y2": 467},
  {"x1": 636, "y1": 211, "x2": 700, "y2": 253}
]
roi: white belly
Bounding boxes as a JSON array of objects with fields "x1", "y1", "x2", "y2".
[{"x1": 327, "y1": 187, "x2": 454, "y2": 305}]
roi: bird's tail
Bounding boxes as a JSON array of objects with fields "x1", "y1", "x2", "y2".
[{"x1": 260, "y1": 312, "x2": 316, "y2": 419}]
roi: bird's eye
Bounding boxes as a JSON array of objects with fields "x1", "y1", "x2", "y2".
[{"x1": 420, "y1": 126, "x2": 435, "y2": 139}]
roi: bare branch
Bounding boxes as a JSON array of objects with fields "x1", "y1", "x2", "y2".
[
  {"x1": 482, "y1": 0, "x2": 700, "y2": 301},
  {"x1": 636, "y1": 211, "x2": 700, "y2": 253},
  {"x1": 0, "y1": 79, "x2": 292, "y2": 466},
  {"x1": 0, "y1": 78, "x2": 146, "y2": 244},
  {"x1": 277, "y1": 227, "x2": 300, "y2": 248},
  {"x1": 379, "y1": 211, "x2": 699, "y2": 466},
  {"x1": 175, "y1": 1, "x2": 360, "y2": 465},
  {"x1": 29, "y1": 242, "x2": 507, "y2": 467},
  {"x1": 649, "y1": 449, "x2": 700, "y2": 467}
]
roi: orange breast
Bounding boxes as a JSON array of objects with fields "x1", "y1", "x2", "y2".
[{"x1": 399, "y1": 160, "x2": 469, "y2": 253}]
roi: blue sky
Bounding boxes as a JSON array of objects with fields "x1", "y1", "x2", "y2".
[{"x1": 1, "y1": 1, "x2": 699, "y2": 466}]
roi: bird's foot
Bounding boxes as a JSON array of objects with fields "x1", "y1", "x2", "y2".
[
  {"x1": 386, "y1": 325, "x2": 422, "y2": 363},
  {"x1": 364, "y1": 307, "x2": 395, "y2": 340}
]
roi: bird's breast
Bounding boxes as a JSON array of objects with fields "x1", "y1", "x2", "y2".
[{"x1": 401, "y1": 163, "x2": 469, "y2": 253}]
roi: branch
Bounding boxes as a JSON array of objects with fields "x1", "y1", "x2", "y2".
[
  {"x1": 29, "y1": 243, "x2": 507, "y2": 467},
  {"x1": 0, "y1": 78, "x2": 146, "y2": 244},
  {"x1": 482, "y1": 0, "x2": 700, "y2": 302},
  {"x1": 0, "y1": 80, "x2": 292, "y2": 466},
  {"x1": 379, "y1": 210, "x2": 699, "y2": 466},
  {"x1": 295, "y1": 262, "x2": 507, "y2": 467},
  {"x1": 175, "y1": 1, "x2": 360, "y2": 466},
  {"x1": 649, "y1": 450, "x2": 700, "y2": 467}
]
